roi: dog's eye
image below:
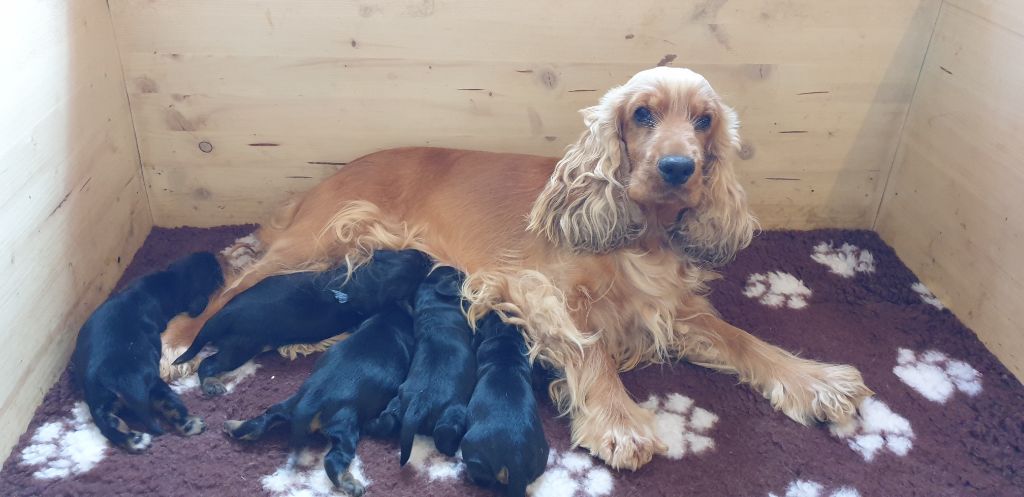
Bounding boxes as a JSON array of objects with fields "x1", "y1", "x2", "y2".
[
  {"x1": 634, "y1": 106, "x2": 656, "y2": 128},
  {"x1": 694, "y1": 114, "x2": 712, "y2": 131}
]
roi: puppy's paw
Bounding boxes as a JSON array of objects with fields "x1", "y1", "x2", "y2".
[
  {"x1": 224, "y1": 419, "x2": 248, "y2": 439},
  {"x1": 335, "y1": 471, "x2": 365, "y2": 497},
  {"x1": 123, "y1": 432, "x2": 153, "y2": 453},
  {"x1": 432, "y1": 405, "x2": 468, "y2": 456},
  {"x1": 201, "y1": 377, "x2": 227, "y2": 396},
  {"x1": 177, "y1": 415, "x2": 206, "y2": 436}
]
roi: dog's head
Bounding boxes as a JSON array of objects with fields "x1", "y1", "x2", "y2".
[
  {"x1": 165, "y1": 251, "x2": 223, "y2": 316},
  {"x1": 527, "y1": 67, "x2": 756, "y2": 266}
]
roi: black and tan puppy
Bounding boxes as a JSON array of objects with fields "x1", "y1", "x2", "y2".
[
  {"x1": 173, "y1": 249, "x2": 431, "y2": 396},
  {"x1": 374, "y1": 266, "x2": 476, "y2": 464},
  {"x1": 460, "y1": 313, "x2": 549, "y2": 497},
  {"x1": 225, "y1": 308, "x2": 415, "y2": 497},
  {"x1": 72, "y1": 252, "x2": 223, "y2": 452}
]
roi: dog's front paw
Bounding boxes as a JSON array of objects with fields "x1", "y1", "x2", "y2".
[
  {"x1": 766, "y1": 361, "x2": 874, "y2": 425},
  {"x1": 573, "y1": 402, "x2": 665, "y2": 471},
  {"x1": 177, "y1": 415, "x2": 206, "y2": 436},
  {"x1": 201, "y1": 377, "x2": 227, "y2": 396},
  {"x1": 123, "y1": 432, "x2": 153, "y2": 453}
]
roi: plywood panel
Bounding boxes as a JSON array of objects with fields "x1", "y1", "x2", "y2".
[
  {"x1": 0, "y1": 1, "x2": 151, "y2": 459},
  {"x1": 876, "y1": 1, "x2": 1024, "y2": 378},
  {"x1": 107, "y1": 0, "x2": 941, "y2": 228}
]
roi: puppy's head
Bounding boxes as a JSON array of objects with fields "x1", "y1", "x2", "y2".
[
  {"x1": 165, "y1": 251, "x2": 223, "y2": 316},
  {"x1": 528, "y1": 67, "x2": 757, "y2": 265},
  {"x1": 423, "y1": 265, "x2": 465, "y2": 298}
]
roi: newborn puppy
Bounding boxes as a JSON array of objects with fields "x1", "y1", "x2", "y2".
[
  {"x1": 225, "y1": 308, "x2": 415, "y2": 497},
  {"x1": 72, "y1": 252, "x2": 223, "y2": 452},
  {"x1": 174, "y1": 249, "x2": 431, "y2": 396},
  {"x1": 460, "y1": 313, "x2": 549, "y2": 497},
  {"x1": 376, "y1": 266, "x2": 476, "y2": 464}
]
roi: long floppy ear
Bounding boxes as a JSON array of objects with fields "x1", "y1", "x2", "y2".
[
  {"x1": 671, "y1": 103, "x2": 757, "y2": 266},
  {"x1": 527, "y1": 88, "x2": 645, "y2": 253}
]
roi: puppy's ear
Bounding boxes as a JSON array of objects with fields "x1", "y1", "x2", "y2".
[
  {"x1": 527, "y1": 86, "x2": 645, "y2": 253},
  {"x1": 671, "y1": 102, "x2": 757, "y2": 266},
  {"x1": 434, "y1": 272, "x2": 463, "y2": 297}
]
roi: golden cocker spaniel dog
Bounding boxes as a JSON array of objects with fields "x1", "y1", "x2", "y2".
[{"x1": 161, "y1": 67, "x2": 872, "y2": 470}]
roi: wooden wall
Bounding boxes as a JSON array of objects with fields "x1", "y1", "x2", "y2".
[
  {"x1": 0, "y1": 1, "x2": 152, "y2": 459},
  {"x1": 876, "y1": 0, "x2": 1024, "y2": 378},
  {"x1": 107, "y1": 0, "x2": 940, "y2": 228}
]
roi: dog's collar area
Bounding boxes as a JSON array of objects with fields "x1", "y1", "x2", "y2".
[{"x1": 330, "y1": 290, "x2": 349, "y2": 304}]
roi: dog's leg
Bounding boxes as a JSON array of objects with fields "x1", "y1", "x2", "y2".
[
  {"x1": 150, "y1": 381, "x2": 205, "y2": 436},
  {"x1": 225, "y1": 399, "x2": 294, "y2": 441},
  {"x1": 465, "y1": 269, "x2": 662, "y2": 470},
  {"x1": 196, "y1": 341, "x2": 262, "y2": 396},
  {"x1": 88, "y1": 391, "x2": 152, "y2": 453},
  {"x1": 432, "y1": 403, "x2": 468, "y2": 456},
  {"x1": 322, "y1": 411, "x2": 363, "y2": 497},
  {"x1": 556, "y1": 339, "x2": 666, "y2": 471},
  {"x1": 676, "y1": 312, "x2": 872, "y2": 424}
]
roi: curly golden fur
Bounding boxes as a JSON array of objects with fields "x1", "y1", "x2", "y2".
[{"x1": 160, "y1": 67, "x2": 872, "y2": 470}]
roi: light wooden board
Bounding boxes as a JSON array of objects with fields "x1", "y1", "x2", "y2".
[
  {"x1": 0, "y1": 1, "x2": 151, "y2": 459},
  {"x1": 107, "y1": 0, "x2": 941, "y2": 228},
  {"x1": 876, "y1": 0, "x2": 1024, "y2": 379}
]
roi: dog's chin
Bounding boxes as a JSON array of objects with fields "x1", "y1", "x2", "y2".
[{"x1": 627, "y1": 182, "x2": 700, "y2": 219}]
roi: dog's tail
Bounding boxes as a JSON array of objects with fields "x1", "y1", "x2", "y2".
[
  {"x1": 288, "y1": 403, "x2": 318, "y2": 452},
  {"x1": 398, "y1": 397, "x2": 429, "y2": 466},
  {"x1": 172, "y1": 319, "x2": 219, "y2": 365},
  {"x1": 107, "y1": 375, "x2": 163, "y2": 435}
]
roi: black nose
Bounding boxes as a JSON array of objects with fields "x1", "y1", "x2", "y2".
[{"x1": 657, "y1": 156, "x2": 696, "y2": 186}]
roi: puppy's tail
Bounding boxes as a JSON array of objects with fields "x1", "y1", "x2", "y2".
[
  {"x1": 398, "y1": 398, "x2": 428, "y2": 466},
  {"x1": 172, "y1": 323, "x2": 216, "y2": 365}
]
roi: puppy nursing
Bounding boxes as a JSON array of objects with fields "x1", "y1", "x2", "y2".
[
  {"x1": 381, "y1": 266, "x2": 477, "y2": 463},
  {"x1": 461, "y1": 313, "x2": 550, "y2": 497},
  {"x1": 72, "y1": 252, "x2": 223, "y2": 452},
  {"x1": 173, "y1": 249, "x2": 431, "y2": 395},
  {"x1": 225, "y1": 309, "x2": 416, "y2": 497}
]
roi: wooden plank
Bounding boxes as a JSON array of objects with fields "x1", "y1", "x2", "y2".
[
  {"x1": 876, "y1": 2, "x2": 1024, "y2": 379},
  {"x1": 0, "y1": 0, "x2": 152, "y2": 460},
  {"x1": 107, "y1": 0, "x2": 940, "y2": 228}
]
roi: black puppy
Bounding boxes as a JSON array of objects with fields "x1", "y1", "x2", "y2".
[
  {"x1": 72, "y1": 252, "x2": 223, "y2": 452},
  {"x1": 224, "y1": 308, "x2": 415, "y2": 497},
  {"x1": 173, "y1": 249, "x2": 431, "y2": 396},
  {"x1": 375, "y1": 266, "x2": 476, "y2": 464},
  {"x1": 460, "y1": 313, "x2": 549, "y2": 497}
]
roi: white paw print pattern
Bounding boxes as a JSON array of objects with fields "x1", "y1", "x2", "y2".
[
  {"x1": 170, "y1": 360, "x2": 261, "y2": 395},
  {"x1": 743, "y1": 272, "x2": 812, "y2": 309},
  {"x1": 768, "y1": 479, "x2": 861, "y2": 497},
  {"x1": 893, "y1": 348, "x2": 981, "y2": 403},
  {"x1": 911, "y1": 283, "x2": 945, "y2": 310},
  {"x1": 261, "y1": 448, "x2": 370, "y2": 497},
  {"x1": 811, "y1": 242, "x2": 875, "y2": 278},
  {"x1": 527, "y1": 449, "x2": 613, "y2": 497},
  {"x1": 830, "y1": 398, "x2": 913, "y2": 462},
  {"x1": 19, "y1": 402, "x2": 108, "y2": 480},
  {"x1": 405, "y1": 435, "x2": 466, "y2": 482},
  {"x1": 639, "y1": 393, "x2": 718, "y2": 459}
]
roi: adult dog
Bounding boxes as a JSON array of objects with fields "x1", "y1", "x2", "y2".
[{"x1": 162, "y1": 67, "x2": 872, "y2": 470}]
